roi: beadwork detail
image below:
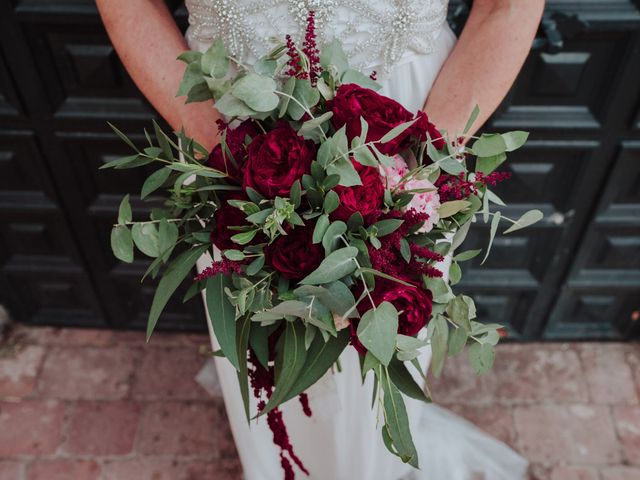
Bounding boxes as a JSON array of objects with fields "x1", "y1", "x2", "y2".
[{"x1": 185, "y1": 0, "x2": 448, "y2": 72}]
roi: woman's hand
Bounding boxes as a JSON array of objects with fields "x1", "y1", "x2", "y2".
[
  {"x1": 424, "y1": 0, "x2": 545, "y2": 137},
  {"x1": 96, "y1": 0, "x2": 221, "y2": 151}
]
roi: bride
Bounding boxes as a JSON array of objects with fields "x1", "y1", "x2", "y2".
[{"x1": 98, "y1": 1, "x2": 544, "y2": 479}]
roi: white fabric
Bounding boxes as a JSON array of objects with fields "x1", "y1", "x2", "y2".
[
  {"x1": 185, "y1": 0, "x2": 448, "y2": 73},
  {"x1": 188, "y1": 3, "x2": 529, "y2": 478}
]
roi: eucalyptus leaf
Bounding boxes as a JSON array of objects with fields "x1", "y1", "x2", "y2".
[
  {"x1": 438, "y1": 200, "x2": 470, "y2": 218},
  {"x1": 147, "y1": 245, "x2": 209, "y2": 340},
  {"x1": 235, "y1": 315, "x2": 251, "y2": 421},
  {"x1": 476, "y1": 153, "x2": 507, "y2": 174},
  {"x1": 117, "y1": 194, "x2": 132, "y2": 224},
  {"x1": 320, "y1": 39, "x2": 349, "y2": 75},
  {"x1": 502, "y1": 131, "x2": 529, "y2": 152},
  {"x1": 471, "y1": 133, "x2": 507, "y2": 157},
  {"x1": 141, "y1": 168, "x2": 171, "y2": 199},
  {"x1": 300, "y1": 246, "x2": 358, "y2": 285},
  {"x1": 132, "y1": 223, "x2": 161, "y2": 258},
  {"x1": 111, "y1": 226, "x2": 133, "y2": 263},
  {"x1": 503, "y1": 209, "x2": 544, "y2": 234},
  {"x1": 481, "y1": 211, "x2": 501, "y2": 264},
  {"x1": 215, "y1": 92, "x2": 258, "y2": 117},
  {"x1": 232, "y1": 73, "x2": 279, "y2": 112},
  {"x1": 341, "y1": 68, "x2": 381, "y2": 91},
  {"x1": 468, "y1": 342, "x2": 495, "y2": 375},
  {"x1": 206, "y1": 273, "x2": 240, "y2": 370},
  {"x1": 357, "y1": 302, "x2": 398, "y2": 366},
  {"x1": 313, "y1": 214, "x2": 330, "y2": 244},
  {"x1": 429, "y1": 315, "x2": 448, "y2": 377}
]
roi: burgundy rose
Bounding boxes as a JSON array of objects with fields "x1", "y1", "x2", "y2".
[
  {"x1": 331, "y1": 160, "x2": 384, "y2": 224},
  {"x1": 210, "y1": 193, "x2": 251, "y2": 251},
  {"x1": 265, "y1": 225, "x2": 323, "y2": 280},
  {"x1": 351, "y1": 279, "x2": 433, "y2": 354},
  {"x1": 207, "y1": 120, "x2": 259, "y2": 181},
  {"x1": 243, "y1": 123, "x2": 316, "y2": 198},
  {"x1": 327, "y1": 83, "x2": 444, "y2": 155}
]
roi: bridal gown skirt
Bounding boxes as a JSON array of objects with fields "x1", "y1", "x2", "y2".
[{"x1": 196, "y1": 24, "x2": 528, "y2": 480}]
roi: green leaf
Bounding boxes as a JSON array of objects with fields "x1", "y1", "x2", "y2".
[
  {"x1": 379, "y1": 118, "x2": 418, "y2": 144},
  {"x1": 326, "y1": 156, "x2": 362, "y2": 187},
  {"x1": 447, "y1": 295, "x2": 472, "y2": 332},
  {"x1": 107, "y1": 123, "x2": 140, "y2": 154},
  {"x1": 468, "y1": 342, "x2": 495, "y2": 374},
  {"x1": 246, "y1": 255, "x2": 265, "y2": 276},
  {"x1": 152, "y1": 120, "x2": 174, "y2": 161},
  {"x1": 463, "y1": 104, "x2": 480, "y2": 134},
  {"x1": 206, "y1": 273, "x2": 240, "y2": 370},
  {"x1": 282, "y1": 329, "x2": 350, "y2": 404},
  {"x1": 294, "y1": 282, "x2": 357, "y2": 318},
  {"x1": 117, "y1": 194, "x2": 132, "y2": 224},
  {"x1": 278, "y1": 76, "x2": 296, "y2": 117},
  {"x1": 357, "y1": 302, "x2": 398, "y2": 366},
  {"x1": 451, "y1": 220, "x2": 472, "y2": 250},
  {"x1": 503, "y1": 209, "x2": 544, "y2": 234},
  {"x1": 177, "y1": 62, "x2": 205, "y2": 98},
  {"x1": 438, "y1": 157, "x2": 465, "y2": 175},
  {"x1": 300, "y1": 246, "x2": 358, "y2": 285},
  {"x1": 235, "y1": 315, "x2": 251, "y2": 421},
  {"x1": 254, "y1": 57, "x2": 277, "y2": 76},
  {"x1": 502, "y1": 131, "x2": 529, "y2": 152},
  {"x1": 147, "y1": 245, "x2": 209, "y2": 340},
  {"x1": 223, "y1": 249, "x2": 245, "y2": 261},
  {"x1": 423, "y1": 276, "x2": 454, "y2": 303},
  {"x1": 429, "y1": 315, "x2": 449, "y2": 377},
  {"x1": 379, "y1": 367, "x2": 419, "y2": 467},
  {"x1": 341, "y1": 69, "x2": 381, "y2": 91},
  {"x1": 111, "y1": 226, "x2": 133, "y2": 263},
  {"x1": 132, "y1": 223, "x2": 160, "y2": 258},
  {"x1": 449, "y1": 262, "x2": 461, "y2": 285},
  {"x1": 320, "y1": 39, "x2": 349, "y2": 75},
  {"x1": 388, "y1": 358, "x2": 430, "y2": 403},
  {"x1": 453, "y1": 249, "x2": 481, "y2": 262},
  {"x1": 201, "y1": 39, "x2": 229, "y2": 78},
  {"x1": 471, "y1": 133, "x2": 507, "y2": 157},
  {"x1": 481, "y1": 211, "x2": 501, "y2": 264},
  {"x1": 177, "y1": 50, "x2": 202, "y2": 64},
  {"x1": 396, "y1": 335, "x2": 428, "y2": 352},
  {"x1": 141, "y1": 168, "x2": 171, "y2": 199},
  {"x1": 215, "y1": 92, "x2": 257, "y2": 117},
  {"x1": 373, "y1": 219, "x2": 404, "y2": 237},
  {"x1": 476, "y1": 153, "x2": 507, "y2": 174},
  {"x1": 259, "y1": 322, "x2": 308, "y2": 416},
  {"x1": 448, "y1": 327, "x2": 468, "y2": 356},
  {"x1": 321, "y1": 221, "x2": 347, "y2": 254},
  {"x1": 288, "y1": 78, "x2": 320, "y2": 120},
  {"x1": 353, "y1": 144, "x2": 378, "y2": 167},
  {"x1": 158, "y1": 219, "x2": 178, "y2": 262},
  {"x1": 312, "y1": 214, "x2": 330, "y2": 244},
  {"x1": 323, "y1": 190, "x2": 340, "y2": 214},
  {"x1": 249, "y1": 325, "x2": 271, "y2": 369},
  {"x1": 231, "y1": 229, "x2": 258, "y2": 245},
  {"x1": 438, "y1": 200, "x2": 470, "y2": 218},
  {"x1": 232, "y1": 73, "x2": 279, "y2": 112}
]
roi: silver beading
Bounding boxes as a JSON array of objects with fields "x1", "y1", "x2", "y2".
[{"x1": 185, "y1": 0, "x2": 448, "y2": 72}]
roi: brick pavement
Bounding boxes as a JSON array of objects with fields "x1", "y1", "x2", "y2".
[{"x1": 0, "y1": 325, "x2": 638, "y2": 480}]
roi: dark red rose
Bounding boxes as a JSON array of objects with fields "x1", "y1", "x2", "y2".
[
  {"x1": 327, "y1": 83, "x2": 444, "y2": 155},
  {"x1": 350, "y1": 279, "x2": 433, "y2": 354},
  {"x1": 331, "y1": 160, "x2": 384, "y2": 224},
  {"x1": 243, "y1": 123, "x2": 316, "y2": 198},
  {"x1": 207, "y1": 120, "x2": 259, "y2": 181},
  {"x1": 210, "y1": 193, "x2": 251, "y2": 251},
  {"x1": 265, "y1": 225, "x2": 323, "y2": 280}
]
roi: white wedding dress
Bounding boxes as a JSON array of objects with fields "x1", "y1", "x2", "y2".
[{"x1": 185, "y1": 1, "x2": 529, "y2": 479}]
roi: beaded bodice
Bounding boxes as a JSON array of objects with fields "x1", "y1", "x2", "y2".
[{"x1": 185, "y1": 0, "x2": 449, "y2": 72}]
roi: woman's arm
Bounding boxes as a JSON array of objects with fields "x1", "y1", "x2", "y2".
[
  {"x1": 96, "y1": 0, "x2": 220, "y2": 151},
  {"x1": 424, "y1": 0, "x2": 545, "y2": 136}
]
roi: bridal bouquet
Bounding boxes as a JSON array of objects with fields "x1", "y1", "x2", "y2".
[{"x1": 104, "y1": 12, "x2": 541, "y2": 478}]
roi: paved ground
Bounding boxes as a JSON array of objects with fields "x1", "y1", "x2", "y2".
[{"x1": 0, "y1": 325, "x2": 638, "y2": 480}]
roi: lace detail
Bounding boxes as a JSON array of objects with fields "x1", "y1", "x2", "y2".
[{"x1": 185, "y1": 0, "x2": 449, "y2": 72}]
